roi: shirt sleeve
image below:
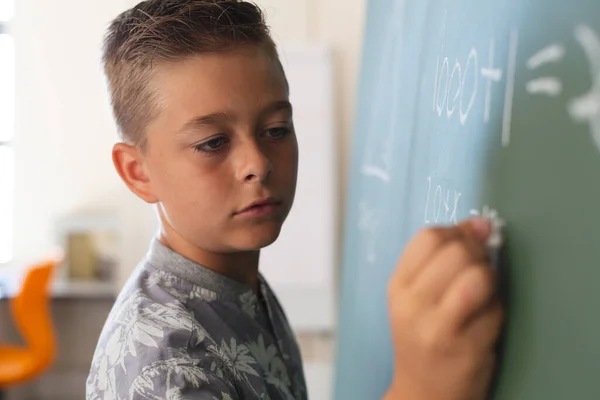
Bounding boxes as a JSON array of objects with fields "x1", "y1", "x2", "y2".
[
  {"x1": 85, "y1": 288, "x2": 239, "y2": 400},
  {"x1": 128, "y1": 359, "x2": 238, "y2": 400}
]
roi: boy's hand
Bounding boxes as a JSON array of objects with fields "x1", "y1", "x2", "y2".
[{"x1": 384, "y1": 218, "x2": 504, "y2": 400}]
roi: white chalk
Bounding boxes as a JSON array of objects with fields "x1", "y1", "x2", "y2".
[
  {"x1": 486, "y1": 214, "x2": 505, "y2": 268},
  {"x1": 468, "y1": 205, "x2": 505, "y2": 267},
  {"x1": 487, "y1": 217, "x2": 505, "y2": 249}
]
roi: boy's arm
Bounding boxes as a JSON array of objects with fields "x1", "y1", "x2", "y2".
[
  {"x1": 382, "y1": 219, "x2": 504, "y2": 400},
  {"x1": 86, "y1": 306, "x2": 239, "y2": 400},
  {"x1": 129, "y1": 365, "x2": 236, "y2": 400},
  {"x1": 87, "y1": 356, "x2": 237, "y2": 400}
]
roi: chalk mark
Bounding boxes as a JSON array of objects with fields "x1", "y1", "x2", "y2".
[
  {"x1": 526, "y1": 77, "x2": 563, "y2": 96},
  {"x1": 361, "y1": 165, "x2": 391, "y2": 182},
  {"x1": 568, "y1": 24, "x2": 600, "y2": 151},
  {"x1": 502, "y1": 28, "x2": 519, "y2": 147},
  {"x1": 481, "y1": 68, "x2": 502, "y2": 81},
  {"x1": 526, "y1": 44, "x2": 566, "y2": 70},
  {"x1": 481, "y1": 38, "x2": 503, "y2": 122}
]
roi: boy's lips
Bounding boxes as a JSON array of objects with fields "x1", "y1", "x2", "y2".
[{"x1": 235, "y1": 197, "x2": 282, "y2": 216}]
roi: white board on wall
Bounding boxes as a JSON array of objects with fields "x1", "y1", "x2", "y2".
[{"x1": 259, "y1": 43, "x2": 337, "y2": 332}]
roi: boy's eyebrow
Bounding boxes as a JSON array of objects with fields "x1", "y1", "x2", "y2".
[
  {"x1": 178, "y1": 112, "x2": 231, "y2": 134},
  {"x1": 177, "y1": 100, "x2": 293, "y2": 134},
  {"x1": 260, "y1": 100, "x2": 293, "y2": 119}
]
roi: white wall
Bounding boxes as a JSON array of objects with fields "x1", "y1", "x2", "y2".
[
  {"x1": 8, "y1": 0, "x2": 366, "y2": 285},
  {"x1": 6, "y1": 1, "x2": 367, "y2": 398},
  {"x1": 11, "y1": 0, "x2": 129, "y2": 268}
]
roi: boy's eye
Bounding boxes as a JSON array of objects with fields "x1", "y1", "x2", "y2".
[
  {"x1": 264, "y1": 127, "x2": 291, "y2": 139},
  {"x1": 195, "y1": 137, "x2": 228, "y2": 153}
]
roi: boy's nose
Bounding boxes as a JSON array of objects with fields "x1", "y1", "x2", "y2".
[{"x1": 236, "y1": 142, "x2": 272, "y2": 183}]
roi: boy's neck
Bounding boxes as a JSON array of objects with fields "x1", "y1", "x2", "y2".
[{"x1": 158, "y1": 230, "x2": 260, "y2": 292}]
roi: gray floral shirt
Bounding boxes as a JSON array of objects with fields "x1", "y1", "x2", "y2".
[{"x1": 86, "y1": 238, "x2": 307, "y2": 400}]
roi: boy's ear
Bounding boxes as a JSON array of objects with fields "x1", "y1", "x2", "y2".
[{"x1": 112, "y1": 142, "x2": 159, "y2": 204}]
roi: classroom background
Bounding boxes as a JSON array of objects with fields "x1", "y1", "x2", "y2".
[{"x1": 0, "y1": 0, "x2": 365, "y2": 398}]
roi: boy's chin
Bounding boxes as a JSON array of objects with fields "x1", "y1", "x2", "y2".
[{"x1": 233, "y1": 225, "x2": 283, "y2": 251}]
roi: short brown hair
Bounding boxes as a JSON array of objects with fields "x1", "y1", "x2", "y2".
[{"x1": 102, "y1": 0, "x2": 278, "y2": 147}]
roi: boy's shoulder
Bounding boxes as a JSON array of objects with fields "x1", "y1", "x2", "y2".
[
  {"x1": 86, "y1": 240, "x2": 308, "y2": 400},
  {"x1": 85, "y1": 262, "x2": 236, "y2": 399}
]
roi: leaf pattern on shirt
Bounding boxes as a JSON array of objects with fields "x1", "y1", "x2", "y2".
[
  {"x1": 86, "y1": 263, "x2": 307, "y2": 400},
  {"x1": 208, "y1": 338, "x2": 260, "y2": 380},
  {"x1": 240, "y1": 290, "x2": 257, "y2": 318},
  {"x1": 248, "y1": 334, "x2": 278, "y2": 369},
  {"x1": 130, "y1": 352, "x2": 209, "y2": 399},
  {"x1": 105, "y1": 289, "x2": 192, "y2": 373},
  {"x1": 190, "y1": 286, "x2": 218, "y2": 302}
]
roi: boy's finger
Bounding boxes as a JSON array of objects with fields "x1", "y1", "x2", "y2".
[
  {"x1": 439, "y1": 264, "x2": 496, "y2": 333},
  {"x1": 393, "y1": 218, "x2": 489, "y2": 287},
  {"x1": 463, "y1": 300, "x2": 504, "y2": 350},
  {"x1": 392, "y1": 226, "x2": 460, "y2": 286},
  {"x1": 456, "y1": 219, "x2": 490, "y2": 261},
  {"x1": 412, "y1": 237, "x2": 488, "y2": 304},
  {"x1": 457, "y1": 218, "x2": 492, "y2": 244}
]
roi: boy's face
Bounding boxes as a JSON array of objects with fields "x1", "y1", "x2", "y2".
[{"x1": 131, "y1": 46, "x2": 298, "y2": 253}]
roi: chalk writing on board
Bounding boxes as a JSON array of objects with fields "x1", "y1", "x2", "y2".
[
  {"x1": 361, "y1": 165, "x2": 390, "y2": 183},
  {"x1": 433, "y1": 29, "x2": 518, "y2": 146},
  {"x1": 432, "y1": 24, "x2": 600, "y2": 153},
  {"x1": 568, "y1": 24, "x2": 600, "y2": 151},
  {"x1": 526, "y1": 78, "x2": 563, "y2": 97},
  {"x1": 432, "y1": 8, "x2": 479, "y2": 122},
  {"x1": 481, "y1": 38, "x2": 503, "y2": 123},
  {"x1": 433, "y1": 50, "x2": 479, "y2": 125},
  {"x1": 513, "y1": 25, "x2": 600, "y2": 149},
  {"x1": 525, "y1": 43, "x2": 565, "y2": 97},
  {"x1": 502, "y1": 28, "x2": 519, "y2": 147},
  {"x1": 424, "y1": 176, "x2": 462, "y2": 225},
  {"x1": 526, "y1": 44, "x2": 566, "y2": 70}
]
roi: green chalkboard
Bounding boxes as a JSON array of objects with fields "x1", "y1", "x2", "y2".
[{"x1": 333, "y1": 0, "x2": 600, "y2": 399}]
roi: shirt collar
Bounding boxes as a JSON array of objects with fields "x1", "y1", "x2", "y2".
[{"x1": 145, "y1": 236, "x2": 263, "y2": 306}]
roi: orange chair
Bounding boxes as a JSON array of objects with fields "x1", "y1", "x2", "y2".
[{"x1": 0, "y1": 259, "x2": 58, "y2": 390}]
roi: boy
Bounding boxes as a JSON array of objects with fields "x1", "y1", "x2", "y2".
[{"x1": 86, "y1": 1, "x2": 503, "y2": 399}]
